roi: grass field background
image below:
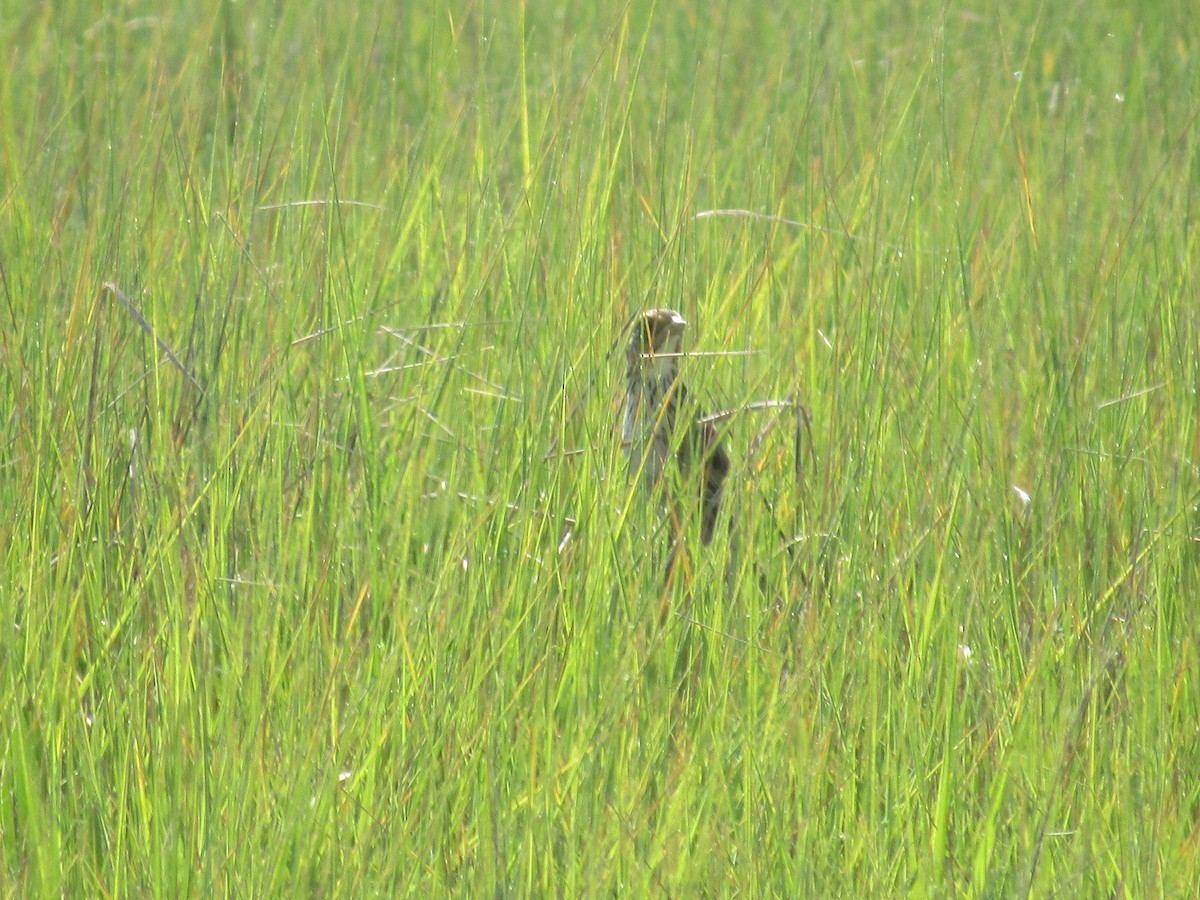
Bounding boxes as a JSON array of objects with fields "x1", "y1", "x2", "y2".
[{"x1": 3, "y1": 0, "x2": 1198, "y2": 894}]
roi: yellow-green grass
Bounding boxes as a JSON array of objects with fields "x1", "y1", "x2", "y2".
[{"x1": 2, "y1": 1, "x2": 1198, "y2": 894}]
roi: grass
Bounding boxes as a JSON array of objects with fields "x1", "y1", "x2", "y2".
[{"x1": 2, "y1": 0, "x2": 1198, "y2": 894}]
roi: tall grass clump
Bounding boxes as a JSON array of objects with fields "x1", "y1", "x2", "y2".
[{"x1": 2, "y1": 0, "x2": 1198, "y2": 894}]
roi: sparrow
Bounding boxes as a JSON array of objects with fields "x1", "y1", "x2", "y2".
[{"x1": 623, "y1": 308, "x2": 730, "y2": 547}]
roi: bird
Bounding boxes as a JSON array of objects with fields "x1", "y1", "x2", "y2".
[{"x1": 622, "y1": 308, "x2": 730, "y2": 550}]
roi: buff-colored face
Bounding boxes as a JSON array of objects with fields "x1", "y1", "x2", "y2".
[{"x1": 631, "y1": 308, "x2": 687, "y2": 368}]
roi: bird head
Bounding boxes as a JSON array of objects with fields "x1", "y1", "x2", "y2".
[{"x1": 629, "y1": 308, "x2": 687, "y2": 375}]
